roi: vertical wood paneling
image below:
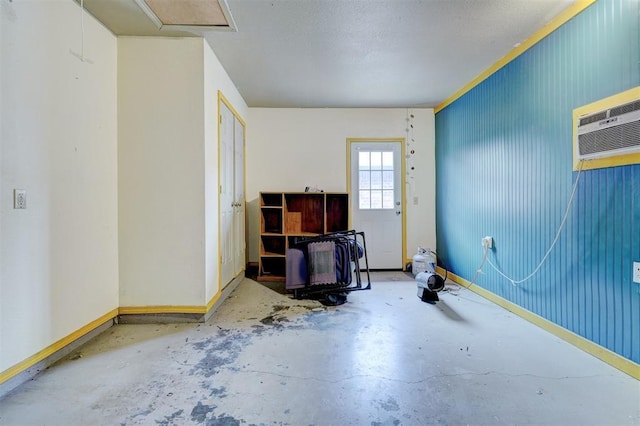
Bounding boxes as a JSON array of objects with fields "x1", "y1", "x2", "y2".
[{"x1": 435, "y1": 0, "x2": 640, "y2": 363}]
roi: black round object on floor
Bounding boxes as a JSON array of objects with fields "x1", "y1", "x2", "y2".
[{"x1": 427, "y1": 274, "x2": 445, "y2": 292}]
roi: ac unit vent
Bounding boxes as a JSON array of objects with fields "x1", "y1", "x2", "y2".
[
  {"x1": 576, "y1": 98, "x2": 640, "y2": 161},
  {"x1": 610, "y1": 100, "x2": 640, "y2": 118},
  {"x1": 579, "y1": 111, "x2": 607, "y2": 126},
  {"x1": 578, "y1": 121, "x2": 640, "y2": 156}
]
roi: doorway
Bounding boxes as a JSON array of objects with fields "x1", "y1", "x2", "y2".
[{"x1": 348, "y1": 139, "x2": 405, "y2": 269}]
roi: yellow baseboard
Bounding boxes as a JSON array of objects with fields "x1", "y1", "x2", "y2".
[
  {"x1": 0, "y1": 308, "x2": 118, "y2": 385},
  {"x1": 438, "y1": 267, "x2": 640, "y2": 380},
  {"x1": 206, "y1": 291, "x2": 222, "y2": 312},
  {"x1": 118, "y1": 305, "x2": 207, "y2": 315},
  {"x1": 118, "y1": 285, "x2": 230, "y2": 316}
]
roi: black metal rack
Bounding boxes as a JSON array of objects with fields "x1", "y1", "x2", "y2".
[{"x1": 286, "y1": 230, "x2": 371, "y2": 301}]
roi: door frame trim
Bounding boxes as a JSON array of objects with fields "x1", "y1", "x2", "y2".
[{"x1": 346, "y1": 138, "x2": 406, "y2": 268}]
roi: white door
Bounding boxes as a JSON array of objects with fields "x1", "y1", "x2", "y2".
[
  {"x1": 220, "y1": 102, "x2": 235, "y2": 285},
  {"x1": 220, "y1": 99, "x2": 246, "y2": 287},
  {"x1": 233, "y1": 117, "x2": 245, "y2": 276},
  {"x1": 350, "y1": 141, "x2": 403, "y2": 269}
]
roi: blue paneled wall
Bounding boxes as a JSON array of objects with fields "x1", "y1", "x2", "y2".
[{"x1": 435, "y1": 0, "x2": 639, "y2": 363}]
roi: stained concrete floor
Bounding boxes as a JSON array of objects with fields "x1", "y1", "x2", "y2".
[{"x1": 0, "y1": 272, "x2": 638, "y2": 426}]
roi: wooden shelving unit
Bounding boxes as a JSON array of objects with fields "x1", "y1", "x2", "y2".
[{"x1": 258, "y1": 192, "x2": 349, "y2": 282}]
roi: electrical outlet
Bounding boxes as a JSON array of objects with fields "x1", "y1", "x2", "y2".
[
  {"x1": 633, "y1": 262, "x2": 640, "y2": 284},
  {"x1": 13, "y1": 189, "x2": 26, "y2": 209},
  {"x1": 482, "y1": 236, "x2": 493, "y2": 249}
]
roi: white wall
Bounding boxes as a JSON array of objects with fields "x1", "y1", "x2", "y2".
[
  {"x1": 246, "y1": 108, "x2": 435, "y2": 264},
  {"x1": 118, "y1": 37, "x2": 248, "y2": 308},
  {"x1": 0, "y1": 1, "x2": 118, "y2": 371},
  {"x1": 118, "y1": 37, "x2": 206, "y2": 307}
]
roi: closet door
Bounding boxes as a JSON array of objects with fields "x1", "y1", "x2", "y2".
[
  {"x1": 233, "y1": 117, "x2": 246, "y2": 276},
  {"x1": 219, "y1": 96, "x2": 246, "y2": 288},
  {"x1": 220, "y1": 102, "x2": 235, "y2": 286}
]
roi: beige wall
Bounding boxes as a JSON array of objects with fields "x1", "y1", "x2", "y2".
[
  {"x1": 246, "y1": 108, "x2": 436, "y2": 265},
  {"x1": 0, "y1": 1, "x2": 119, "y2": 371},
  {"x1": 118, "y1": 37, "x2": 207, "y2": 307},
  {"x1": 118, "y1": 37, "x2": 249, "y2": 308}
]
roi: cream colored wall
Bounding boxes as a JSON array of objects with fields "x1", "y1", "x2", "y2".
[
  {"x1": 0, "y1": 1, "x2": 118, "y2": 371},
  {"x1": 118, "y1": 37, "x2": 248, "y2": 308},
  {"x1": 118, "y1": 37, "x2": 207, "y2": 307},
  {"x1": 203, "y1": 41, "x2": 248, "y2": 303},
  {"x1": 246, "y1": 108, "x2": 435, "y2": 265}
]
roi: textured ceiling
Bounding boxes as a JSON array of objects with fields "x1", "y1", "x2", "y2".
[{"x1": 80, "y1": 0, "x2": 577, "y2": 108}]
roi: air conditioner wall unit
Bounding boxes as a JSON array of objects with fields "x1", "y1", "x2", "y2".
[{"x1": 573, "y1": 87, "x2": 640, "y2": 170}]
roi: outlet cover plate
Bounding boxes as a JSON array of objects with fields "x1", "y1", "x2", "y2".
[
  {"x1": 482, "y1": 236, "x2": 493, "y2": 249},
  {"x1": 13, "y1": 189, "x2": 26, "y2": 209},
  {"x1": 634, "y1": 262, "x2": 640, "y2": 284}
]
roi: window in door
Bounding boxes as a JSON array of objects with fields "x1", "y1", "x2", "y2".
[{"x1": 358, "y1": 151, "x2": 395, "y2": 209}]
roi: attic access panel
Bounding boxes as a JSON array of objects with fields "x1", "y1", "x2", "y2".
[{"x1": 136, "y1": 0, "x2": 237, "y2": 31}]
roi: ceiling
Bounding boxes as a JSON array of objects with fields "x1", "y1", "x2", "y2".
[{"x1": 80, "y1": 0, "x2": 577, "y2": 108}]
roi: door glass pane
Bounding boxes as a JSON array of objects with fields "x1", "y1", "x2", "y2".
[
  {"x1": 359, "y1": 152, "x2": 370, "y2": 169},
  {"x1": 382, "y1": 151, "x2": 393, "y2": 170},
  {"x1": 370, "y1": 152, "x2": 382, "y2": 169},
  {"x1": 359, "y1": 170, "x2": 370, "y2": 189},
  {"x1": 370, "y1": 170, "x2": 382, "y2": 189},
  {"x1": 371, "y1": 191, "x2": 382, "y2": 209},
  {"x1": 359, "y1": 190, "x2": 371, "y2": 209},
  {"x1": 382, "y1": 190, "x2": 394, "y2": 208},
  {"x1": 382, "y1": 170, "x2": 394, "y2": 189}
]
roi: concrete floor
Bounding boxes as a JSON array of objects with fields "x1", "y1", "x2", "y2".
[{"x1": 0, "y1": 272, "x2": 638, "y2": 426}]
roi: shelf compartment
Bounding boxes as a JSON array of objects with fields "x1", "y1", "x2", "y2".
[
  {"x1": 260, "y1": 257, "x2": 286, "y2": 278},
  {"x1": 261, "y1": 235, "x2": 286, "y2": 256},
  {"x1": 261, "y1": 193, "x2": 283, "y2": 207},
  {"x1": 261, "y1": 208, "x2": 283, "y2": 234},
  {"x1": 284, "y1": 193, "x2": 324, "y2": 235},
  {"x1": 326, "y1": 193, "x2": 349, "y2": 233}
]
